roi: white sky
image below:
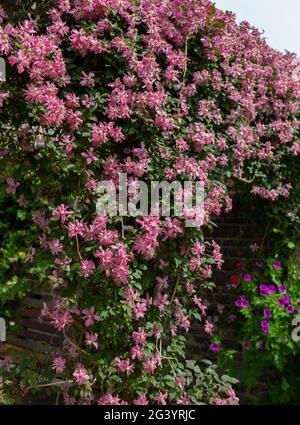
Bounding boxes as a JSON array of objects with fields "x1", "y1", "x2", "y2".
[{"x1": 214, "y1": 0, "x2": 300, "y2": 55}]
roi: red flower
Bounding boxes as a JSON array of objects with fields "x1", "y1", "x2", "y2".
[
  {"x1": 230, "y1": 275, "x2": 240, "y2": 286},
  {"x1": 235, "y1": 262, "x2": 245, "y2": 270},
  {"x1": 255, "y1": 234, "x2": 262, "y2": 243}
]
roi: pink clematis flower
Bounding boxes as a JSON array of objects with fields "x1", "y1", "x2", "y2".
[
  {"x1": 79, "y1": 259, "x2": 95, "y2": 278},
  {"x1": 6, "y1": 177, "x2": 20, "y2": 194},
  {"x1": 52, "y1": 356, "x2": 67, "y2": 373},
  {"x1": 85, "y1": 332, "x2": 98, "y2": 350},
  {"x1": 82, "y1": 306, "x2": 100, "y2": 327},
  {"x1": 73, "y1": 364, "x2": 89, "y2": 385}
]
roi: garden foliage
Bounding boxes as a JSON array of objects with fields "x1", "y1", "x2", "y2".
[{"x1": 0, "y1": 0, "x2": 299, "y2": 404}]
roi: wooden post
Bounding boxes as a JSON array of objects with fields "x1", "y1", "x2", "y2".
[{"x1": 0, "y1": 317, "x2": 6, "y2": 342}]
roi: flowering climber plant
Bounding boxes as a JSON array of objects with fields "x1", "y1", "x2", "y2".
[{"x1": 0, "y1": 0, "x2": 299, "y2": 405}]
